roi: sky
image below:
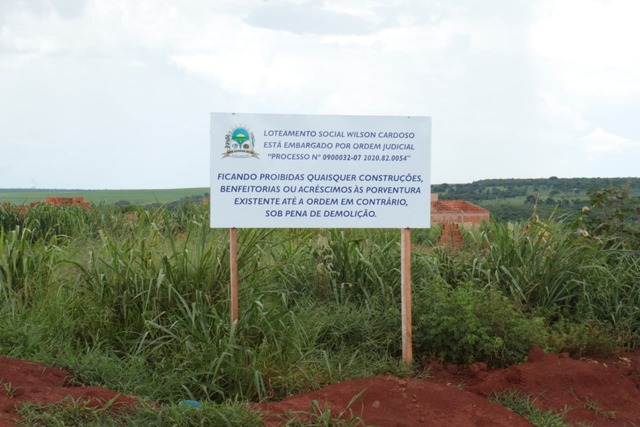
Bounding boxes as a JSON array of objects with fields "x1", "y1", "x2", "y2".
[{"x1": 1, "y1": 0, "x2": 639, "y2": 189}]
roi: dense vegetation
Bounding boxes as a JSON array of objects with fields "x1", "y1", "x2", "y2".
[
  {"x1": 0, "y1": 188, "x2": 209, "y2": 206},
  {"x1": 433, "y1": 177, "x2": 640, "y2": 221},
  {"x1": 4, "y1": 177, "x2": 639, "y2": 223},
  {"x1": 0, "y1": 187, "x2": 639, "y2": 424}
]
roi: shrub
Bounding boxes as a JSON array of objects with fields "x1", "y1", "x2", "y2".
[
  {"x1": 546, "y1": 319, "x2": 621, "y2": 357},
  {"x1": 472, "y1": 219, "x2": 592, "y2": 314},
  {"x1": 413, "y1": 281, "x2": 546, "y2": 366},
  {"x1": 575, "y1": 187, "x2": 640, "y2": 250}
]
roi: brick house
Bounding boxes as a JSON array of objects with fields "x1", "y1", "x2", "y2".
[
  {"x1": 431, "y1": 194, "x2": 489, "y2": 230},
  {"x1": 430, "y1": 194, "x2": 489, "y2": 247},
  {"x1": 44, "y1": 197, "x2": 91, "y2": 208}
]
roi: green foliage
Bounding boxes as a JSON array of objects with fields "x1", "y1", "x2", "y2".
[
  {"x1": 434, "y1": 177, "x2": 640, "y2": 202},
  {"x1": 18, "y1": 397, "x2": 263, "y2": 427},
  {"x1": 0, "y1": 203, "x2": 23, "y2": 231},
  {"x1": 0, "y1": 188, "x2": 210, "y2": 206},
  {"x1": 0, "y1": 227, "x2": 59, "y2": 308},
  {"x1": 1, "y1": 189, "x2": 639, "y2": 420},
  {"x1": 277, "y1": 389, "x2": 372, "y2": 426},
  {"x1": 0, "y1": 208, "x2": 408, "y2": 406},
  {"x1": 411, "y1": 226, "x2": 442, "y2": 247},
  {"x1": 471, "y1": 220, "x2": 592, "y2": 313},
  {"x1": 575, "y1": 187, "x2": 640, "y2": 249},
  {"x1": 274, "y1": 229, "x2": 401, "y2": 306},
  {"x1": 0, "y1": 203, "x2": 99, "y2": 242},
  {"x1": 413, "y1": 281, "x2": 546, "y2": 366},
  {"x1": 569, "y1": 388, "x2": 617, "y2": 421},
  {"x1": 312, "y1": 302, "x2": 400, "y2": 355},
  {"x1": 432, "y1": 177, "x2": 640, "y2": 221},
  {"x1": 589, "y1": 251, "x2": 640, "y2": 349},
  {"x1": 490, "y1": 390, "x2": 570, "y2": 427},
  {"x1": 61, "y1": 217, "x2": 289, "y2": 401},
  {"x1": 546, "y1": 320, "x2": 620, "y2": 358}
]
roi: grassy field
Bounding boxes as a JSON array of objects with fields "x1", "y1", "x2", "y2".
[
  {"x1": 0, "y1": 188, "x2": 209, "y2": 205},
  {"x1": 0, "y1": 186, "x2": 639, "y2": 424},
  {"x1": 4, "y1": 177, "x2": 637, "y2": 223},
  {"x1": 434, "y1": 177, "x2": 640, "y2": 220}
]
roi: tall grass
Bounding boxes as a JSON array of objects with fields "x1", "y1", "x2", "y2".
[
  {"x1": 472, "y1": 220, "x2": 593, "y2": 313},
  {"x1": 0, "y1": 198, "x2": 639, "y2": 411},
  {"x1": 1, "y1": 203, "x2": 406, "y2": 405},
  {"x1": 0, "y1": 226, "x2": 59, "y2": 309},
  {"x1": 273, "y1": 228, "x2": 401, "y2": 306},
  {"x1": 416, "y1": 216, "x2": 640, "y2": 361}
]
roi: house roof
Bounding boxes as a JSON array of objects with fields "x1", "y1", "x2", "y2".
[{"x1": 431, "y1": 199, "x2": 489, "y2": 214}]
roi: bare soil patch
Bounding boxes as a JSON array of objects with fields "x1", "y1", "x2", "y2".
[
  {"x1": 3, "y1": 349, "x2": 640, "y2": 426},
  {"x1": 259, "y1": 349, "x2": 640, "y2": 426},
  {"x1": 0, "y1": 357, "x2": 138, "y2": 427}
]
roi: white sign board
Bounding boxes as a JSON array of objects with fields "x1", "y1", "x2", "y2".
[{"x1": 210, "y1": 113, "x2": 431, "y2": 228}]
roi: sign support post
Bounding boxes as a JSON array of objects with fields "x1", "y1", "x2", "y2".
[
  {"x1": 401, "y1": 227, "x2": 412, "y2": 366},
  {"x1": 230, "y1": 227, "x2": 239, "y2": 323}
]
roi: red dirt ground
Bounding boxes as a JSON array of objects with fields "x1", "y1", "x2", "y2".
[
  {"x1": 0, "y1": 357, "x2": 138, "y2": 427},
  {"x1": 3, "y1": 349, "x2": 640, "y2": 426}
]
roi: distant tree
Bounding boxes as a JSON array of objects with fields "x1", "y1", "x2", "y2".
[{"x1": 575, "y1": 187, "x2": 640, "y2": 249}]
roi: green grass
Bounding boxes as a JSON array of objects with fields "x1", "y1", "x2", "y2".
[
  {"x1": 0, "y1": 188, "x2": 639, "y2": 423},
  {"x1": 17, "y1": 397, "x2": 263, "y2": 427},
  {"x1": 490, "y1": 390, "x2": 571, "y2": 427},
  {"x1": 275, "y1": 390, "x2": 372, "y2": 426},
  {"x1": 568, "y1": 386, "x2": 617, "y2": 421},
  {"x1": 1, "y1": 204, "x2": 408, "y2": 406},
  {"x1": 0, "y1": 188, "x2": 209, "y2": 205}
]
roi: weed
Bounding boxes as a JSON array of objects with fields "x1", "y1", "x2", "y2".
[
  {"x1": 582, "y1": 397, "x2": 616, "y2": 420},
  {"x1": 1, "y1": 199, "x2": 639, "y2": 417},
  {"x1": 547, "y1": 320, "x2": 620, "y2": 357},
  {"x1": 491, "y1": 390, "x2": 571, "y2": 427},
  {"x1": 17, "y1": 397, "x2": 263, "y2": 427},
  {"x1": 1, "y1": 381, "x2": 16, "y2": 398},
  {"x1": 277, "y1": 389, "x2": 372, "y2": 426},
  {"x1": 569, "y1": 387, "x2": 616, "y2": 420},
  {"x1": 412, "y1": 368, "x2": 431, "y2": 381},
  {"x1": 413, "y1": 281, "x2": 546, "y2": 366}
]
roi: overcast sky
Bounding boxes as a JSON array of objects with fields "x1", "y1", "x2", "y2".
[{"x1": 1, "y1": 0, "x2": 639, "y2": 189}]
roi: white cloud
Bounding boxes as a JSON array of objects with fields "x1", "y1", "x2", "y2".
[
  {"x1": 530, "y1": 0, "x2": 640, "y2": 96},
  {"x1": 580, "y1": 127, "x2": 639, "y2": 159},
  {"x1": 537, "y1": 91, "x2": 589, "y2": 132},
  {"x1": 1, "y1": 0, "x2": 639, "y2": 189}
]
